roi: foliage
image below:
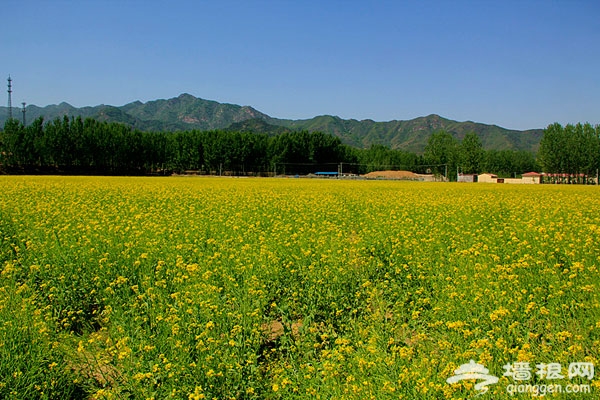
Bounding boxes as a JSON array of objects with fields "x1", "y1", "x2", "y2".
[
  {"x1": 424, "y1": 131, "x2": 459, "y2": 179},
  {"x1": 0, "y1": 177, "x2": 599, "y2": 399},
  {"x1": 482, "y1": 150, "x2": 538, "y2": 178},
  {"x1": 460, "y1": 132, "x2": 484, "y2": 174},
  {"x1": 1, "y1": 117, "x2": 538, "y2": 178},
  {"x1": 538, "y1": 122, "x2": 600, "y2": 178},
  {"x1": 0, "y1": 117, "x2": 344, "y2": 175},
  {"x1": 351, "y1": 144, "x2": 424, "y2": 174}
]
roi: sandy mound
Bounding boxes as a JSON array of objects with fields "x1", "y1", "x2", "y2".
[{"x1": 363, "y1": 170, "x2": 419, "y2": 179}]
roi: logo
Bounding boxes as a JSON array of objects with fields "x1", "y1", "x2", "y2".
[
  {"x1": 447, "y1": 360, "x2": 594, "y2": 397},
  {"x1": 446, "y1": 360, "x2": 499, "y2": 395}
]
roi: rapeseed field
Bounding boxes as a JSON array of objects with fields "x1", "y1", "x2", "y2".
[{"x1": 0, "y1": 176, "x2": 598, "y2": 399}]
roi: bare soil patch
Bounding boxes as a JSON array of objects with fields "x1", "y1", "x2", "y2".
[
  {"x1": 262, "y1": 320, "x2": 303, "y2": 341},
  {"x1": 363, "y1": 170, "x2": 419, "y2": 180}
]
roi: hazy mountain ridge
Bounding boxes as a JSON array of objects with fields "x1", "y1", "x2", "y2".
[
  {"x1": 267, "y1": 113, "x2": 542, "y2": 153},
  {"x1": 0, "y1": 94, "x2": 543, "y2": 153}
]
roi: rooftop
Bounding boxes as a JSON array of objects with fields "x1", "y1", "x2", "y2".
[{"x1": 522, "y1": 172, "x2": 542, "y2": 177}]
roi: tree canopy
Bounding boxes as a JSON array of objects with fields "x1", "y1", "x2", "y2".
[
  {"x1": 1, "y1": 116, "x2": 541, "y2": 180},
  {"x1": 538, "y1": 122, "x2": 600, "y2": 178}
]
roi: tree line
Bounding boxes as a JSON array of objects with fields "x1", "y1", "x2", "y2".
[
  {"x1": 537, "y1": 122, "x2": 600, "y2": 182},
  {"x1": 421, "y1": 131, "x2": 538, "y2": 181},
  {"x1": 1, "y1": 116, "x2": 540, "y2": 178},
  {"x1": 0, "y1": 116, "x2": 348, "y2": 175}
]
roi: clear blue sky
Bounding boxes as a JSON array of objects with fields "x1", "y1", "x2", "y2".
[{"x1": 4, "y1": 0, "x2": 599, "y2": 130}]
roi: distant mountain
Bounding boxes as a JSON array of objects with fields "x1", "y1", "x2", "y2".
[
  {"x1": 271, "y1": 114, "x2": 543, "y2": 153},
  {"x1": 120, "y1": 93, "x2": 272, "y2": 131},
  {"x1": 0, "y1": 93, "x2": 543, "y2": 153}
]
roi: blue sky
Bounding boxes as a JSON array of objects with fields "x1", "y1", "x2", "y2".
[{"x1": 3, "y1": 0, "x2": 599, "y2": 130}]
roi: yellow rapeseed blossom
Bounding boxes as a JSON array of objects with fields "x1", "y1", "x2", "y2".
[{"x1": 0, "y1": 176, "x2": 598, "y2": 399}]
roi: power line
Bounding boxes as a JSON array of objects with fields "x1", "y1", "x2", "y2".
[{"x1": 276, "y1": 161, "x2": 448, "y2": 169}]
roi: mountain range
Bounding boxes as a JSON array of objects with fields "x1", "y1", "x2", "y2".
[{"x1": 0, "y1": 93, "x2": 543, "y2": 153}]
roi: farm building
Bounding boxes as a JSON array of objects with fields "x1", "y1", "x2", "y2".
[
  {"x1": 522, "y1": 172, "x2": 542, "y2": 184},
  {"x1": 477, "y1": 172, "x2": 542, "y2": 184},
  {"x1": 458, "y1": 174, "x2": 477, "y2": 183},
  {"x1": 478, "y1": 173, "x2": 498, "y2": 183}
]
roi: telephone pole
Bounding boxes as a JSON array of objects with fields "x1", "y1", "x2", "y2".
[{"x1": 22, "y1": 102, "x2": 26, "y2": 126}]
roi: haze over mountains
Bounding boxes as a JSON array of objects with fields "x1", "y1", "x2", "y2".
[{"x1": 0, "y1": 93, "x2": 543, "y2": 153}]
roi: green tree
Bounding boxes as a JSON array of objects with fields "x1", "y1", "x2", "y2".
[
  {"x1": 424, "y1": 131, "x2": 458, "y2": 180},
  {"x1": 459, "y1": 132, "x2": 483, "y2": 174},
  {"x1": 538, "y1": 122, "x2": 600, "y2": 182},
  {"x1": 538, "y1": 123, "x2": 564, "y2": 173},
  {"x1": 578, "y1": 123, "x2": 599, "y2": 176},
  {"x1": 1, "y1": 118, "x2": 25, "y2": 166}
]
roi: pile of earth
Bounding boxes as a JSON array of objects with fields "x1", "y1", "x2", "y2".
[{"x1": 362, "y1": 170, "x2": 420, "y2": 179}]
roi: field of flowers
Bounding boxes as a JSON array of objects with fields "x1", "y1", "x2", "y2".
[{"x1": 0, "y1": 176, "x2": 599, "y2": 399}]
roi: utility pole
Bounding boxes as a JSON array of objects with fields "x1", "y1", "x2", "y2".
[
  {"x1": 7, "y1": 76, "x2": 13, "y2": 120},
  {"x1": 21, "y1": 102, "x2": 26, "y2": 126}
]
